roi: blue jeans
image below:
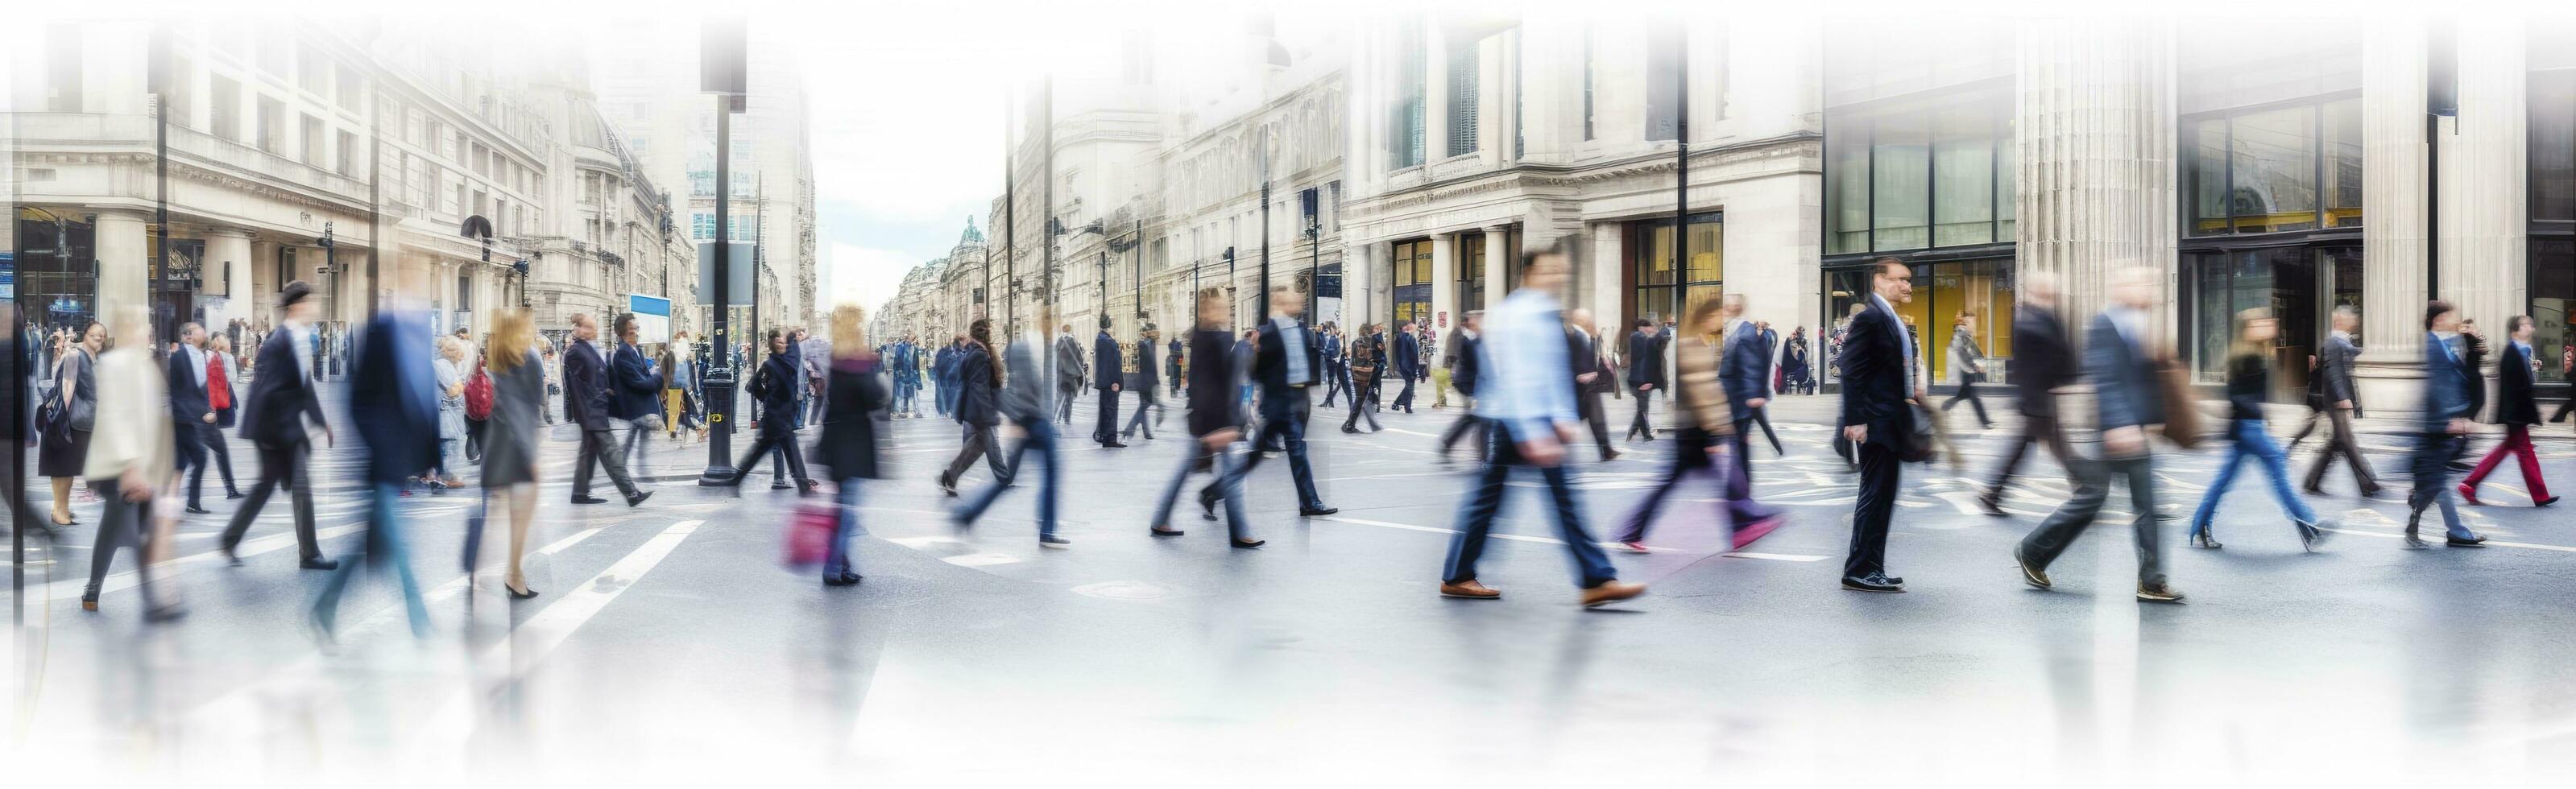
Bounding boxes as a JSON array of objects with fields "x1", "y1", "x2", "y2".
[
  {"x1": 830, "y1": 477, "x2": 863, "y2": 577},
  {"x1": 1151, "y1": 437, "x2": 1252, "y2": 540},
  {"x1": 2408, "y1": 433, "x2": 2475, "y2": 539},
  {"x1": 893, "y1": 382, "x2": 917, "y2": 414},
  {"x1": 955, "y1": 417, "x2": 1058, "y2": 537},
  {"x1": 1443, "y1": 422, "x2": 1618, "y2": 589},
  {"x1": 1214, "y1": 394, "x2": 1324, "y2": 510},
  {"x1": 313, "y1": 482, "x2": 429, "y2": 636},
  {"x1": 2192, "y1": 419, "x2": 2317, "y2": 534}
]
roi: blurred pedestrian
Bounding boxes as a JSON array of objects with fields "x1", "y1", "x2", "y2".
[
  {"x1": 474, "y1": 308, "x2": 548, "y2": 599},
  {"x1": 1390, "y1": 317, "x2": 1422, "y2": 413},
  {"x1": 1092, "y1": 316, "x2": 1126, "y2": 448},
  {"x1": 714, "y1": 327, "x2": 818, "y2": 495},
  {"x1": 1940, "y1": 312, "x2": 1994, "y2": 429},
  {"x1": 802, "y1": 328, "x2": 830, "y2": 428},
  {"x1": 1437, "y1": 312, "x2": 1485, "y2": 461},
  {"x1": 1623, "y1": 318, "x2": 1665, "y2": 443},
  {"x1": 1616, "y1": 298, "x2": 1780, "y2": 552},
  {"x1": 935, "y1": 333, "x2": 964, "y2": 419},
  {"x1": 2015, "y1": 267, "x2": 2185, "y2": 602},
  {"x1": 312, "y1": 308, "x2": 437, "y2": 639},
  {"x1": 168, "y1": 322, "x2": 222, "y2": 514},
  {"x1": 78, "y1": 306, "x2": 183, "y2": 621},
  {"x1": 432, "y1": 336, "x2": 470, "y2": 489},
  {"x1": 1784, "y1": 327, "x2": 1813, "y2": 395},
  {"x1": 1981, "y1": 273, "x2": 2077, "y2": 515},
  {"x1": 204, "y1": 333, "x2": 245, "y2": 501},
  {"x1": 220, "y1": 283, "x2": 336, "y2": 570},
  {"x1": 2461, "y1": 316, "x2": 2557, "y2": 507},
  {"x1": 1053, "y1": 323, "x2": 1085, "y2": 425},
  {"x1": 1438, "y1": 246, "x2": 1642, "y2": 607},
  {"x1": 39, "y1": 320, "x2": 101, "y2": 527},
  {"x1": 610, "y1": 313, "x2": 665, "y2": 474},
  {"x1": 1566, "y1": 308, "x2": 1618, "y2": 461},
  {"x1": 2188, "y1": 308, "x2": 2330, "y2": 551},
  {"x1": 1197, "y1": 286, "x2": 1336, "y2": 528},
  {"x1": 1342, "y1": 323, "x2": 1385, "y2": 433},
  {"x1": 1168, "y1": 331, "x2": 1188, "y2": 401},
  {"x1": 1839, "y1": 259, "x2": 1918, "y2": 593},
  {"x1": 663, "y1": 331, "x2": 697, "y2": 439},
  {"x1": 816, "y1": 305, "x2": 892, "y2": 584},
  {"x1": 1716, "y1": 295, "x2": 1787, "y2": 527},
  {"x1": 2300, "y1": 307, "x2": 2380, "y2": 497},
  {"x1": 1148, "y1": 289, "x2": 1257, "y2": 543},
  {"x1": 2403, "y1": 300, "x2": 2487, "y2": 548},
  {"x1": 936, "y1": 320, "x2": 1008, "y2": 496},
  {"x1": 563, "y1": 313, "x2": 650, "y2": 506},
  {"x1": 1120, "y1": 323, "x2": 1163, "y2": 440},
  {"x1": 952, "y1": 320, "x2": 1071, "y2": 547}
]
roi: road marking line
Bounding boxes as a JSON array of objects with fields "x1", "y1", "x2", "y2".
[
  {"x1": 1723, "y1": 552, "x2": 1831, "y2": 563},
  {"x1": 2318, "y1": 527, "x2": 2576, "y2": 552},
  {"x1": 1317, "y1": 515, "x2": 1828, "y2": 560},
  {"x1": 39, "y1": 523, "x2": 367, "y2": 600},
  {"x1": 941, "y1": 552, "x2": 1024, "y2": 567}
]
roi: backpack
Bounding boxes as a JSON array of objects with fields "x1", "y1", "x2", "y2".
[{"x1": 464, "y1": 364, "x2": 495, "y2": 420}]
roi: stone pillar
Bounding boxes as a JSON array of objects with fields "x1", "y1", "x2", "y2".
[
  {"x1": 93, "y1": 210, "x2": 151, "y2": 328},
  {"x1": 1347, "y1": 240, "x2": 1378, "y2": 333},
  {"x1": 2355, "y1": 18, "x2": 2432, "y2": 409},
  {"x1": 1429, "y1": 233, "x2": 1457, "y2": 333},
  {"x1": 2014, "y1": 19, "x2": 2178, "y2": 335},
  {"x1": 1588, "y1": 221, "x2": 1625, "y2": 328},
  {"x1": 2443, "y1": 17, "x2": 2527, "y2": 382},
  {"x1": 205, "y1": 228, "x2": 256, "y2": 328},
  {"x1": 1481, "y1": 225, "x2": 1509, "y2": 312}
]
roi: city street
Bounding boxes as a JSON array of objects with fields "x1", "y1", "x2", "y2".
[{"x1": 12, "y1": 383, "x2": 2576, "y2": 783}]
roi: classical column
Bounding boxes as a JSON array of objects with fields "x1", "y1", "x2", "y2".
[
  {"x1": 2443, "y1": 17, "x2": 2527, "y2": 352},
  {"x1": 2014, "y1": 19, "x2": 2178, "y2": 333},
  {"x1": 1429, "y1": 233, "x2": 1457, "y2": 333},
  {"x1": 205, "y1": 228, "x2": 256, "y2": 328},
  {"x1": 93, "y1": 210, "x2": 151, "y2": 327},
  {"x1": 2355, "y1": 18, "x2": 2431, "y2": 408},
  {"x1": 1481, "y1": 225, "x2": 1508, "y2": 312},
  {"x1": 1588, "y1": 221, "x2": 1624, "y2": 327},
  {"x1": 1346, "y1": 240, "x2": 1379, "y2": 333}
]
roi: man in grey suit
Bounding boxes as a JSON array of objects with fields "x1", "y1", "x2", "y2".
[
  {"x1": 2015, "y1": 267, "x2": 2185, "y2": 603},
  {"x1": 1053, "y1": 324, "x2": 1086, "y2": 425},
  {"x1": 2301, "y1": 307, "x2": 2381, "y2": 497}
]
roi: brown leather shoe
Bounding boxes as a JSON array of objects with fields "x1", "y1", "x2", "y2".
[
  {"x1": 1439, "y1": 580, "x2": 1501, "y2": 600},
  {"x1": 1580, "y1": 580, "x2": 1646, "y2": 607}
]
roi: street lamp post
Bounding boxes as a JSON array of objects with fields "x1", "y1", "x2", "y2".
[{"x1": 698, "y1": 19, "x2": 747, "y2": 484}]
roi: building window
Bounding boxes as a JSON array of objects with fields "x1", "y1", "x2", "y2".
[
  {"x1": 48, "y1": 26, "x2": 82, "y2": 112},
  {"x1": 2531, "y1": 67, "x2": 2576, "y2": 384},
  {"x1": 2184, "y1": 96, "x2": 2363, "y2": 237},
  {"x1": 300, "y1": 114, "x2": 325, "y2": 166},
  {"x1": 1629, "y1": 214, "x2": 1721, "y2": 325},
  {"x1": 1392, "y1": 239, "x2": 1434, "y2": 326},
  {"x1": 165, "y1": 55, "x2": 195, "y2": 130},
  {"x1": 1824, "y1": 84, "x2": 2016, "y2": 255},
  {"x1": 1445, "y1": 35, "x2": 1479, "y2": 157},
  {"x1": 1390, "y1": 21, "x2": 1427, "y2": 170},
  {"x1": 209, "y1": 76, "x2": 241, "y2": 143},
  {"x1": 338, "y1": 130, "x2": 358, "y2": 176},
  {"x1": 1459, "y1": 233, "x2": 1486, "y2": 312},
  {"x1": 1581, "y1": 27, "x2": 1595, "y2": 142},
  {"x1": 258, "y1": 97, "x2": 285, "y2": 155},
  {"x1": 1824, "y1": 258, "x2": 2017, "y2": 386},
  {"x1": 1645, "y1": 28, "x2": 1682, "y2": 142}
]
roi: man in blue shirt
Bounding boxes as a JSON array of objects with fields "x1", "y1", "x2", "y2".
[
  {"x1": 1438, "y1": 246, "x2": 1643, "y2": 608},
  {"x1": 2405, "y1": 299, "x2": 2487, "y2": 547}
]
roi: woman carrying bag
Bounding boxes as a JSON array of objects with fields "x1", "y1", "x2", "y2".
[
  {"x1": 466, "y1": 309, "x2": 551, "y2": 599},
  {"x1": 79, "y1": 307, "x2": 184, "y2": 621},
  {"x1": 41, "y1": 320, "x2": 104, "y2": 527},
  {"x1": 812, "y1": 305, "x2": 892, "y2": 586}
]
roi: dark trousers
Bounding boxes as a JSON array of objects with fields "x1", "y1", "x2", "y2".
[
  {"x1": 466, "y1": 416, "x2": 487, "y2": 461},
  {"x1": 2301, "y1": 408, "x2": 2378, "y2": 493},
  {"x1": 1725, "y1": 420, "x2": 1782, "y2": 518},
  {"x1": 2549, "y1": 398, "x2": 2574, "y2": 423},
  {"x1": 1207, "y1": 394, "x2": 1324, "y2": 510},
  {"x1": 220, "y1": 438, "x2": 324, "y2": 562},
  {"x1": 1392, "y1": 371, "x2": 1418, "y2": 411},
  {"x1": 1626, "y1": 383, "x2": 1656, "y2": 440},
  {"x1": 1749, "y1": 407, "x2": 1783, "y2": 455},
  {"x1": 724, "y1": 428, "x2": 811, "y2": 487},
  {"x1": 83, "y1": 478, "x2": 169, "y2": 611},
  {"x1": 1578, "y1": 390, "x2": 1614, "y2": 459},
  {"x1": 942, "y1": 422, "x2": 1009, "y2": 486},
  {"x1": 1094, "y1": 388, "x2": 1122, "y2": 444},
  {"x1": 1152, "y1": 437, "x2": 1251, "y2": 539},
  {"x1": 1442, "y1": 423, "x2": 1617, "y2": 589},
  {"x1": 1845, "y1": 442, "x2": 1900, "y2": 579},
  {"x1": 1122, "y1": 386, "x2": 1161, "y2": 438},
  {"x1": 172, "y1": 419, "x2": 209, "y2": 508},
  {"x1": 574, "y1": 428, "x2": 644, "y2": 498},
  {"x1": 1056, "y1": 385, "x2": 1079, "y2": 424},
  {"x1": 955, "y1": 417, "x2": 1059, "y2": 536},
  {"x1": 1940, "y1": 385, "x2": 1991, "y2": 425},
  {"x1": 2407, "y1": 433, "x2": 2475, "y2": 539},
  {"x1": 1321, "y1": 364, "x2": 1346, "y2": 407},
  {"x1": 1985, "y1": 412, "x2": 2076, "y2": 502},
  {"x1": 1439, "y1": 410, "x2": 1484, "y2": 457},
  {"x1": 1343, "y1": 384, "x2": 1383, "y2": 431},
  {"x1": 2019, "y1": 454, "x2": 2164, "y2": 587},
  {"x1": 1170, "y1": 373, "x2": 1184, "y2": 399}
]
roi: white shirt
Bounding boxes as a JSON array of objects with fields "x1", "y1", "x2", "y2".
[
  {"x1": 285, "y1": 320, "x2": 315, "y2": 383},
  {"x1": 184, "y1": 343, "x2": 209, "y2": 387},
  {"x1": 1274, "y1": 317, "x2": 1311, "y2": 386}
]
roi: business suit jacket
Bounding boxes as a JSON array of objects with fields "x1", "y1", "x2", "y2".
[
  {"x1": 1721, "y1": 320, "x2": 1768, "y2": 422},
  {"x1": 349, "y1": 312, "x2": 441, "y2": 485},
  {"x1": 1054, "y1": 334, "x2": 1087, "y2": 390},
  {"x1": 1563, "y1": 327, "x2": 1602, "y2": 398},
  {"x1": 2011, "y1": 305, "x2": 2075, "y2": 417},
  {"x1": 2420, "y1": 333, "x2": 2475, "y2": 432},
  {"x1": 952, "y1": 342, "x2": 1000, "y2": 427},
  {"x1": 2087, "y1": 312, "x2": 2166, "y2": 432},
  {"x1": 2497, "y1": 341, "x2": 2541, "y2": 426},
  {"x1": 239, "y1": 328, "x2": 328, "y2": 446},
  {"x1": 750, "y1": 351, "x2": 803, "y2": 439},
  {"x1": 1451, "y1": 332, "x2": 1482, "y2": 397},
  {"x1": 1837, "y1": 304, "x2": 1915, "y2": 450},
  {"x1": 609, "y1": 341, "x2": 664, "y2": 420},
  {"x1": 1092, "y1": 332, "x2": 1122, "y2": 391},
  {"x1": 562, "y1": 338, "x2": 613, "y2": 432},
  {"x1": 1186, "y1": 328, "x2": 1239, "y2": 436},
  {"x1": 2319, "y1": 332, "x2": 2363, "y2": 416},
  {"x1": 1250, "y1": 319, "x2": 1324, "y2": 419},
  {"x1": 1392, "y1": 330, "x2": 1421, "y2": 378},
  {"x1": 2461, "y1": 332, "x2": 2490, "y2": 419},
  {"x1": 168, "y1": 346, "x2": 212, "y2": 424},
  {"x1": 1625, "y1": 330, "x2": 1667, "y2": 388},
  {"x1": 934, "y1": 344, "x2": 960, "y2": 385}
]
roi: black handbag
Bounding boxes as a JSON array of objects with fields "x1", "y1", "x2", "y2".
[{"x1": 35, "y1": 397, "x2": 69, "y2": 449}]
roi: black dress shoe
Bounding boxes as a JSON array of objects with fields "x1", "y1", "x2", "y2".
[
  {"x1": 823, "y1": 572, "x2": 863, "y2": 587},
  {"x1": 770, "y1": 482, "x2": 793, "y2": 490},
  {"x1": 185, "y1": 506, "x2": 213, "y2": 514},
  {"x1": 507, "y1": 585, "x2": 540, "y2": 599},
  {"x1": 570, "y1": 495, "x2": 609, "y2": 505},
  {"x1": 2537, "y1": 496, "x2": 2562, "y2": 507},
  {"x1": 300, "y1": 558, "x2": 341, "y2": 571},
  {"x1": 226, "y1": 490, "x2": 245, "y2": 500},
  {"x1": 1298, "y1": 506, "x2": 1339, "y2": 517},
  {"x1": 1841, "y1": 573, "x2": 1903, "y2": 593},
  {"x1": 2446, "y1": 535, "x2": 2487, "y2": 547},
  {"x1": 1199, "y1": 490, "x2": 1220, "y2": 522},
  {"x1": 627, "y1": 491, "x2": 653, "y2": 507},
  {"x1": 1231, "y1": 538, "x2": 1266, "y2": 548},
  {"x1": 1342, "y1": 425, "x2": 1360, "y2": 434},
  {"x1": 1150, "y1": 526, "x2": 1186, "y2": 537}
]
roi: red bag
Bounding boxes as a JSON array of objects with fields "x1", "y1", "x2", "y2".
[
  {"x1": 784, "y1": 502, "x2": 837, "y2": 569},
  {"x1": 463, "y1": 363, "x2": 495, "y2": 421}
]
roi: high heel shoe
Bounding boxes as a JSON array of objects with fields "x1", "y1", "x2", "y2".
[
  {"x1": 506, "y1": 585, "x2": 539, "y2": 599},
  {"x1": 2188, "y1": 528, "x2": 2222, "y2": 549}
]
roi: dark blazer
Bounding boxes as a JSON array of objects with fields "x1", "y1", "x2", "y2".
[
  {"x1": 1625, "y1": 330, "x2": 1667, "y2": 388},
  {"x1": 349, "y1": 312, "x2": 440, "y2": 485},
  {"x1": 934, "y1": 344, "x2": 960, "y2": 384},
  {"x1": 1563, "y1": 328, "x2": 1600, "y2": 399},
  {"x1": 2420, "y1": 333, "x2": 2475, "y2": 432},
  {"x1": 168, "y1": 347, "x2": 212, "y2": 424},
  {"x1": 2462, "y1": 332, "x2": 2490, "y2": 419},
  {"x1": 609, "y1": 341, "x2": 664, "y2": 420},
  {"x1": 2011, "y1": 305, "x2": 2075, "y2": 417},
  {"x1": 1837, "y1": 304, "x2": 1915, "y2": 449},
  {"x1": 1250, "y1": 319, "x2": 1324, "y2": 415},
  {"x1": 1186, "y1": 328, "x2": 1239, "y2": 436},
  {"x1": 1092, "y1": 332, "x2": 1122, "y2": 391},
  {"x1": 239, "y1": 328, "x2": 328, "y2": 445},
  {"x1": 1451, "y1": 332, "x2": 1482, "y2": 397},
  {"x1": 2222, "y1": 351, "x2": 2267, "y2": 423},
  {"x1": 2087, "y1": 312, "x2": 2165, "y2": 432},
  {"x1": 2497, "y1": 341, "x2": 2541, "y2": 426},
  {"x1": 952, "y1": 342, "x2": 1000, "y2": 427},
  {"x1": 1721, "y1": 322, "x2": 1768, "y2": 422},
  {"x1": 1167, "y1": 338, "x2": 1186, "y2": 378},
  {"x1": 562, "y1": 338, "x2": 612, "y2": 431},
  {"x1": 814, "y1": 357, "x2": 889, "y2": 480},
  {"x1": 2319, "y1": 332, "x2": 2362, "y2": 415},
  {"x1": 1132, "y1": 337, "x2": 1160, "y2": 389},
  {"x1": 749, "y1": 350, "x2": 803, "y2": 439},
  {"x1": 1392, "y1": 330, "x2": 1421, "y2": 378}
]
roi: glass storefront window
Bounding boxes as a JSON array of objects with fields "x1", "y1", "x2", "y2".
[
  {"x1": 2183, "y1": 247, "x2": 2333, "y2": 392},
  {"x1": 2183, "y1": 97, "x2": 2359, "y2": 236},
  {"x1": 2188, "y1": 118, "x2": 2230, "y2": 236},
  {"x1": 1870, "y1": 109, "x2": 1930, "y2": 251},
  {"x1": 1932, "y1": 105, "x2": 1995, "y2": 247},
  {"x1": 2532, "y1": 70, "x2": 2576, "y2": 222},
  {"x1": 1460, "y1": 233, "x2": 1486, "y2": 312},
  {"x1": 1826, "y1": 84, "x2": 2015, "y2": 255},
  {"x1": 1824, "y1": 258, "x2": 2013, "y2": 387},
  {"x1": 2325, "y1": 100, "x2": 2364, "y2": 228},
  {"x1": 2536, "y1": 240, "x2": 2574, "y2": 385},
  {"x1": 2233, "y1": 105, "x2": 2319, "y2": 233},
  {"x1": 1393, "y1": 239, "x2": 1433, "y2": 327},
  {"x1": 1630, "y1": 216, "x2": 1721, "y2": 325},
  {"x1": 1828, "y1": 130, "x2": 1870, "y2": 254}
]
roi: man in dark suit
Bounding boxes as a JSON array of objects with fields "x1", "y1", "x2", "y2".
[
  {"x1": 1565, "y1": 309, "x2": 1617, "y2": 461},
  {"x1": 565, "y1": 312, "x2": 648, "y2": 506},
  {"x1": 1319, "y1": 322, "x2": 1346, "y2": 408},
  {"x1": 312, "y1": 307, "x2": 441, "y2": 638},
  {"x1": 2015, "y1": 267, "x2": 2185, "y2": 602},
  {"x1": 1981, "y1": 272, "x2": 2078, "y2": 514},
  {"x1": 1121, "y1": 324, "x2": 1162, "y2": 440},
  {"x1": 1149, "y1": 289, "x2": 1260, "y2": 543},
  {"x1": 610, "y1": 313, "x2": 667, "y2": 472},
  {"x1": 1717, "y1": 296, "x2": 1784, "y2": 520},
  {"x1": 2461, "y1": 315, "x2": 2557, "y2": 507},
  {"x1": 1390, "y1": 318, "x2": 1423, "y2": 413},
  {"x1": 1437, "y1": 312, "x2": 1484, "y2": 459},
  {"x1": 169, "y1": 322, "x2": 219, "y2": 514},
  {"x1": 1201, "y1": 287, "x2": 1337, "y2": 519},
  {"x1": 1054, "y1": 324, "x2": 1086, "y2": 425},
  {"x1": 219, "y1": 283, "x2": 336, "y2": 570},
  {"x1": 1624, "y1": 318, "x2": 1666, "y2": 442},
  {"x1": 2404, "y1": 301, "x2": 2487, "y2": 547},
  {"x1": 1838, "y1": 259, "x2": 1917, "y2": 593},
  {"x1": 1091, "y1": 316, "x2": 1125, "y2": 448},
  {"x1": 2301, "y1": 307, "x2": 2379, "y2": 496}
]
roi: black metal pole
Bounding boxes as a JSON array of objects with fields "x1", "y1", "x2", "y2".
[
  {"x1": 1260, "y1": 127, "x2": 1271, "y2": 306},
  {"x1": 1670, "y1": 27, "x2": 1688, "y2": 328},
  {"x1": 154, "y1": 23, "x2": 171, "y2": 346},
  {"x1": 1133, "y1": 218, "x2": 1143, "y2": 319},
  {"x1": 700, "y1": 93, "x2": 737, "y2": 482},
  {"x1": 1036, "y1": 75, "x2": 1053, "y2": 341}
]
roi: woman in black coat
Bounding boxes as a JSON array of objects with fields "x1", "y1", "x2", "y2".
[
  {"x1": 936, "y1": 318, "x2": 1008, "y2": 495},
  {"x1": 713, "y1": 328, "x2": 816, "y2": 493},
  {"x1": 812, "y1": 305, "x2": 889, "y2": 586}
]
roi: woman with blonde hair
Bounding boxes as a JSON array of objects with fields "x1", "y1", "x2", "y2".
[
  {"x1": 811, "y1": 304, "x2": 890, "y2": 585},
  {"x1": 470, "y1": 309, "x2": 549, "y2": 598},
  {"x1": 2188, "y1": 308, "x2": 2329, "y2": 551},
  {"x1": 79, "y1": 306, "x2": 183, "y2": 620}
]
